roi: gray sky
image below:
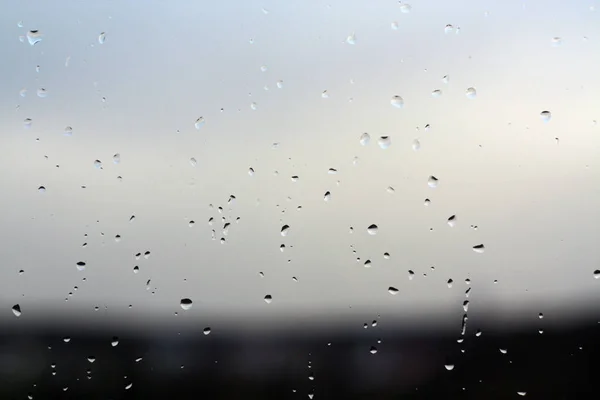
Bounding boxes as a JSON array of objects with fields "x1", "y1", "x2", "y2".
[{"x1": 1, "y1": 0, "x2": 600, "y2": 333}]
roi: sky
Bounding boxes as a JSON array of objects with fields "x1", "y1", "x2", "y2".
[{"x1": 1, "y1": 0, "x2": 600, "y2": 334}]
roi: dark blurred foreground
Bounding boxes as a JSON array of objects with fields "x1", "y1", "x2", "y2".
[{"x1": 1, "y1": 320, "x2": 599, "y2": 399}]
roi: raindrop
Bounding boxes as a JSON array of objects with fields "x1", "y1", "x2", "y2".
[
  {"x1": 17, "y1": 21, "x2": 23, "y2": 28},
  {"x1": 594, "y1": 270, "x2": 600, "y2": 279},
  {"x1": 98, "y1": 32, "x2": 106, "y2": 44},
  {"x1": 447, "y1": 279, "x2": 453, "y2": 288},
  {"x1": 24, "y1": 118, "x2": 32, "y2": 128},
  {"x1": 383, "y1": 252, "x2": 390, "y2": 259},
  {"x1": 111, "y1": 337, "x2": 119, "y2": 346},
  {"x1": 412, "y1": 139, "x2": 421, "y2": 151},
  {"x1": 280, "y1": 225, "x2": 290, "y2": 236},
  {"x1": 472, "y1": 244, "x2": 485, "y2": 253},
  {"x1": 377, "y1": 136, "x2": 391, "y2": 149},
  {"x1": 180, "y1": 298, "x2": 193, "y2": 310},
  {"x1": 538, "y1": 313, "x2": 544, "y2": 319},
  {"x1": 391, "y1": 95, "x2": 404, "y2": 108},
  {"x1": 64, "y1": 126, "x2": 73, "y2": 136},
  {"x1": 399, "y1": 3, "x2": 412, "y2": 13},
  {"x1": 363, "y1": 260, "x2": 372, "y2": 268},
  {"x1": 76, "y1": 261, "x2": 86, "y2": 271},
  {"x1": 328, "y1": 168, "x2": 337, "y2": 174},
  {"x1": 444, "y1": 24, "x2": 454, "y2": 34},
  {"x1": 37, "y1": 88, "x2": 48, "y2": 98},
  {"x1": 113, "y1": 153, "x2": 121, "y2": 164},
  {"x1": 431, "y1": 89, "x2": 442, "y2": 98},
  {"x1": 551, "y1": 37, "x2": 562, "y2": 46},
  {"x1": 424, "y1": 198, "x2": 431, "y2": 206},
  {"x1": 321, "y1": 90, "x2": 329, "y2": 98},
  {"x1": 250, "y1": 102, "x2": 257, "y2": 110},
  {"x1": 367, "y1": 224, "x2": 378, "y2": 235},
  {"x1": 388, "y1": 287, "x2": 399, "y2": 295},
  {"x1": 93, "y1": 160, "x2": 102, "y2": 169},
  {"x1": 115, "y1": 235, "x2": 121, "y2": 242},
  {"x1": 442, "y1": 75, "x2": 449, "y2": 84},
  {"x1": 369, "y1": 346, "x2": 378, "y2": 354},
  {"x1": 63, "y1": 337, "x2": 71, "y2": 343},
  {"x1": 444, "y1": 364, "x2": 455, "y2": 371},
  {"x1": 517, "y1": 392, "x2": 527, "y2": 397},
  {"x1": 248, "y1": 167, "x2": 255, "y2": 176},
  {"x1": 391, "y1": 21, "x2": 399, "y2": 30},
  {"x1": 264, "y1": 294, "x2": 273, "y2": 304},
  {"x1": 465, "y1": 87, "x2": 477, "y2": 99},
  {"x1": 463, "y1": 300, "x2": 469, "y2": 312},
  {"x1": 133, "y1": 266, "x2": 139, "y2": 273},
  {"x1": 125, "y1": 383, "x2": 133, "y2": 390},
  {"x1": 346, "y1": 33, "x2": 356, "y2": 45},
  {"x1": 203, "y1": 327, "x2": 211, "y2": 335},
  {"x1": 38, "y1": 186, "x2": 46, "y2": 193},
  {"x1": 194, "y1": 117, "x2": 205, "y2": 129},
  {"x1": 12, "y1": 304, "x2": 21, "y2": 317},
  {"x1": 19, "y1": 88, "x2": 27, "y2": 97},
  {"x1": 87, "y1": 356, "x2": 96, "y2": 363},
  {"x1": 386, "y1": 186, "x2": 395, "y2": 194},
  {"x1": 499, "y1": 348, "x2": 507, "y2": 354},
  {"x1": 189, "y1": 158, "x2": 198, "y2": 167},
  {"x1": 27, "y1": 30, "x2": 43, "y2": 45},
  {"x1": 408, "y1": 270, "x2": 415, "y2": 280},
  {"x1": 260, "y1": 65, "x2": 267, "y2": 72},
  {"x1": 447, "y1": 215, "x2": 456, "y2": 227},
  {"x1": 540, "y1": 111, "x2": 551, "y2": 122},
  {"x1": 359, "y1": 132, "x2": 371, "y2": 146},
  {"x1": 427, "y1": 176, "x2": 439, "y2": 188},
  {"x1": 323, "y1": 191, "x2": 331, "y2": 202}
]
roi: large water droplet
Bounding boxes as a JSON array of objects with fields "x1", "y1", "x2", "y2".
[
  {"x1": 203, "y1": 327, "x2": 211, "y2": 335},
  {"x1": 427, "y1": 176, "x2": 439, "y2": 188},
  {"x1": 180, "y1": 298, "x2": 193, "y2": 310},
  {"x1": 367, "y1": 224, "x2": 378, "y2": 235},
  {"x1": 98, "y1": 32, "x2": 106, "y2": 44},
  {"x1": 465, "y1": 87, "x2": 477, "y2": 99},
  {"x1": 250, "y1": 102, "x2": 258, "y2": 110},
  {"x1": 444, "y1": 364, "x2": 455, "y2": 371},
  {"x1": 281, "y1": 225, "x2": 290, "y2": 236},
  {"x1": 377, "y1": 136, "x2": 391, "y2": 149},
  {"x1": 264, "y1": 294, "x2": 273, "y2": 304},
  {"x1": 388, "y1": 287, "x2": 399, "y2": 295},
  {"x1": 12, "y1": 304, "x2": 21, "y2": 317},
  {"x1": 27, "y1": 30, "x2": 42, "y2": 45},
  {"x1": 517, "y1": 392, "x2": 527, "y2": 397},
  {"x1": 447, "y1": 278, "x2": 453, "y2": 288},
  {"x1": 472, "y1": 244, "x2": 485, "y2": 253},
  {"x1": 540, "y1": 111, "x2": 551, "y2": 122},
  {"x1": 359, "y1": 132, "x2": 371, "y2": 146},
  {"x1": 195, "y1": 117, "x2": 205, "y2": 129},
  {"x1": 76, "y1": 261, "x2": 86, "y2": 271},
  {"x1": 593, "y1": 270, "x2": 600, "y2": 279},
  {"x1": 391, "y1": 95, "x2": 404, "y2": 108}
]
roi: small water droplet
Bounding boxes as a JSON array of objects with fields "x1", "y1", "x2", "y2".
[
  {"x1": 36, "y1": 88, "x2": 48, "y2": 98},
  {"x1": 447, "y1": 278, "x2": 453, "y2": 288},
  {"x1": 517, "y1": 392, "x2": 527, "y2": 397},
  {"x1": 250, "y1": 102, "x2": 257, "y2": 110},
  {"x1": 593, "y1": 270, "x2": 600, "y2": 279},
  {"x1": 133, "y1": 266, "x2": 139, "y2": 273},
  {"x1": 391, "y1": 95, "x2": 404, "y2": 108},
  {"x1": 540, "y1": 110, "x2": 551, "y2": 122},
  {"x1": 399, "y1": 3, "x2": 412, "y2": 13},
  {"x1": 346, "y1": 33, "x2": 356, "y2": 45},
  {"x1": 321, "y1": 90, "x2": 329, "y2": 98},
  {"x1": 499, "y1": 348, "x2": 507, "y2": 354},
  {"x1": 369, "y1": 346, "x2": 378, "y2": 354},
  {"x1": 76, "y1": 261, "x2": 86, "y2": 271},
  {"x1": 377, "y1": 136, "x2": 391, "y2": 149},
  {"x1": 112, "y1": 153, "x2": 121, "y2": 164},
  {"x1": 383, "y1": 252, "x2": 390, "y2": 259},
  {"x1": 465, "y1": 87, "x2": 477, "y2": 99},
  {"x1": 38, "y1": 186, "x2": 46, "y2": 193},
  {"x1": 93, "y1": 160, "x2": 102, "y2": 169},
  {"x1": 427, "y1": 176, "x2": 439, "y2": 188},
  {"x1": 24, "y1": 118, "x2": 32, "y2": 128},
  {"x1": 98, "y1": 32, "x2": 106, "y2": 44},
  {"x1": 442, "y1": 75, "x2": 449, "y2": 84},
  {"x1": 444, "y1": 24, "x2": 454, "y2": 34},
  {"x1": 12, "y1": 304, "x2": 21, "y2": 317},
  {"x1": 447, "y1": 215, "x2": 456, "y2": 227},
  {"x1": 281, "y1": 225, "x2": 290, "y2": 236},
  {"x1": 203, "y1": 327, "x2": 211, "y2": 335},
  {"x1": 424, "y1": 198, "x2": 431, "y2": 206},
  {"x1": 87, "y1": 356, "x2": 96, "y2": 363},
  {"x1": 264, "y1": 294, "x2": 273, "y2": 304},
  {"x1": 63, "y1": 337, "x2": 71, "y2": 343},
  {"x1": 412, "y1": 139, "x2": 421, "y2": 151},
  {"x1": 472, "y1": 244, "x2": 485, "y2": 253},
  {"x1": 391, "y1": 21, "x2": 399, "y2": 30},
  {"x1": 551, "y1": 37, "x2": 562, "y2": 46},
  {"x1": 408, "y1": 270, "x2": 415, "y2": 280},
  {"x1": 190, "y1": 157, "x2": 198, "y2": 167},
  {"x1": 27, "y1": 30, "x2": 43, "y2": 45},
  {"x1": 388, "y1": 287, "x2": 399, "y2": 295},
  {"x1": 445, "y1": 364, "x2": 455, "y2": 371},
  {"x1": 323, "y1": 191, "x2": 331, "y2": 202},
  {"x1": 248, "y1": 167, "x2": 255, "y2": 176},
  {"x1": 431, "y1": 89, "x2": 442, "y2": 98},
  {"x1": 180, "y1": 298, "x2": 193, "y2": 310},
  {"x1": 64, "y1": 126, "x2": 73, "y2": 136},
  {"x1": 276, "y1": 80, "x2": 284, "y2": 89},
  {"x1": 363, "y1": 260, "x2": 372, "y2": 268},
  {"x1": 359, "y1": 132, "x2": 371, "y2": 146},
  {"x1": 125, "y1": 383, "x2": 133, "y2": 390},
  {"x1": 367, "y1": 224, "x2": 378, "y2": 235}
]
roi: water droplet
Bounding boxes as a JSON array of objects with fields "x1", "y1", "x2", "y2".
[
  {"x1": 391, "y1": 21, "x2": 399, "y2": 30},
  {"x1": 391, "y1": 95, "x2": 404, "y2": 108},
  {"x1": 465, "y1": 87, "x2": 477, "y2": 99},
  {"x1": 190, "y1": 158, "x2": 198, "y2": 167},
  {"x1": 427, "y1": 176, "x2": 439, "y2": 188},
  {"x1": 431, "y1": 89, "x2": 442, "y2": 98},
  {"x1": 264, "y1": 294, "x2": 273, "y2": 304},
  {"x1": 36, "y1": 88, "x2": 48, "y2": 98},
  {"x1": 551, "y1": 37, "x2": 562, "y2": 46},
  {"x1": 412, "y1": 139, "x2": 421, "y2": 151},
  {"x1": 133, "y1": 266, "x2": 139, "y2": 273},
  {"x1": 472, "y1": 244, "x2": 485, "y2": 253},
  {"x1": 408, "y1": 270, "x2": 415, "y2": 280},
  {"x1": 93, "y1": 160, "x2": 102, "y2": 169},
  {"x1": 499, "y1": 348, "x2": 507, "y2": 354},
  {"x1": 125, "y1": 383, "x2": 133, "y2": 390},
  {"x1": 24, "y1": 118, "x2": 32, "y2": 128},
  {"x1": 444, "y1": 24, "x2": 454, "y2": 34},
  {"x1": 399, "y1": 3, "x2": 412, "y2": 13},
  {"x1": 593, "y1": 270, "x2": 600, "y2": 279},
  {"x1": 323, "y1": 191, "x2": 331, "y2": 201},
  {"x1": 517, "y1": 392, "x2": 527, "y2": 397},
  {"x1": 113, "y1": 153, "x2": 121, "y2": 164},
  {"x1": 424, "y1": 198, "x2": 431, "y2": 206},
  {"x1": 321, "y1": 90, "x2": 329, "y2": 99},
  {"x1": 63, "y1": 337, "x2": 71, "y2": 343},
  {"x1": 476, "y1": 329, "x2": 482, "y2": 337},
  {"x1": 64, "y1": 126, "x2": 73, "y2": 136},
  {"x1": 260, "y1": 65, "x2": 268, "y2": 72},
  {"x1": 98, "y1": 32, "x2": 106, "y2": 44},
  {"x1": 19, "y1": 88, "x2": 27, "y2": 97},
  {"x1": 388, "y1": 287, "x2": 399, "y2": 295},
  {"x1": 383, "y1": 252, "x2": 390, "y2": 259},
  {"x1": 346, "y1": 33, "x2": 356, "y2": 45},
  {"x1": 17, "y1": 21, "x2": 23, "y2": 28},
  {"x1": 250, "y1": 102, "x2": 257, "y2": 110},
  {"x1": 540, "y1": 110, "x2": 551, "y2": 122},
  {"x1": 27, "y1": 30, "x2": 43, "y2": 46},
  {"x1": 369, "y1": 346, "x2": 378, "y2": 354},
  {"x1": 12, "y1": 304, "x2": 21, "y2": 317},
  {"x1": 447, "y1": 215, "x2": 456, "y2": 227},
  {"x1": 442, "y1": 75, "x2": 449, "y2": 84},
  {"x1": 377, "y1": 136, "x2": 391, "y2": 149},
  {"x1": 447, "y1": 278, "x2": 453, "y2": 288},
  {"x1": 38, "y1": 186, "x2": 46, "y2": 193},
  {"x1": 202, "y1": 327, "x2": 212, "y2": 335},
  {"x1": 463, "y1": 300, "x2": 469, "y2": 312},
  {"x1": 363, "y1": 260, "x2": 372, "y2": 268},
  {"x1": 248, "y1": 167, "x2": 255, "y2": 176},
  {"x1": 359, "y1": 132, "x2": 371, "y2": 146},
  {"x1": 445, "y1": 364, "x2": 455, "y2": 371},
  {"x1": 180, "y1": 298, "x2": 193, "y2": 310},
  {"x1": 280, "y1": 225, "x2": 290, "y2": 236},
  {"x1": 87, "y1": 356, "x2": 96, "y2": 363},
  {"x1": 76, "y1": 261, "x2": 86, "y2": 271},
  {"x1": 367, "y1": 224, "x2": 378, "y2": 235}
]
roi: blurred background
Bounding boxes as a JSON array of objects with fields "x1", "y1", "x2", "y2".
[{"x1": 1, "y1": 0, "x2": 600, "y2": 398}]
